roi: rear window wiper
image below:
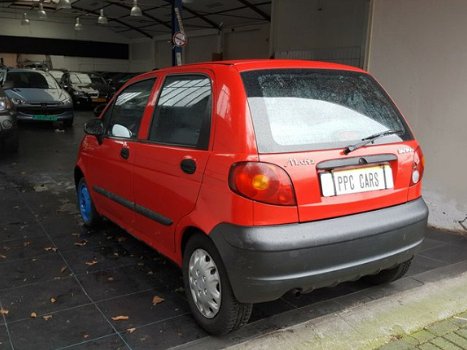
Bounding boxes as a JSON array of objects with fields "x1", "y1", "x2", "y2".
[{"x1": 343, "y1": 129, "x2": 403, "y2": 155}]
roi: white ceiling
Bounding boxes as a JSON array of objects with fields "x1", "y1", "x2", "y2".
[{"x1": 0, "y1": 0, "x2": 271, "y2": 38}]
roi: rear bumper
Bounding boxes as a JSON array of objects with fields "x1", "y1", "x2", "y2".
[{"x1": 209, "y1": 198, "x2": 428, "y2": 304}]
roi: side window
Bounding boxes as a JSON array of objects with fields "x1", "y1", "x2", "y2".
[
  {"x1": 149, "y1": 75, "x2": 211, "y2": 149},
  {"x1": 106, "y1": 79, "x2": 155, "y2": 139}
]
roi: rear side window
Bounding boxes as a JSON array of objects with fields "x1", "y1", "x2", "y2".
[
  {"x1": 242, "y1": 69, "x2": 413, "y2": 153},
  {"x1": 149, "y1": 75, "x2": 211, "y2": 149}
]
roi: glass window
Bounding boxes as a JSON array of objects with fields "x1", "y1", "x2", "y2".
[
  {"x1": 6, "y1": 71, "x2": 59, "y2": 89},
  {"x1": 149, "y1": 75, "x2": 211, "y2": 149},
  {"x1": 106, "y1": 79, "x2": 155, "y2": 139},
  {"x1": 241, "y1": 69, "x2": 413, "y2": 153}
]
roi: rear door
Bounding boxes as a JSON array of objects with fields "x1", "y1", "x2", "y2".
[
  {"x1": 131, "y1": 73, "x2": 213, "y2": 257},
  {"x1": 242, "y1": 69, "x2": 416, "y2": 222}
]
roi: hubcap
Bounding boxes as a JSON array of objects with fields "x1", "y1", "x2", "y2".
[
  {"x1": 78, "y1": 182, "x2": 91, "y2": 223},
  {"x1": 188, "y1": 248, "x2": 221, "y2": 318}
]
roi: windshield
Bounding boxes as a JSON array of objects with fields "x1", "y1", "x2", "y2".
[
  {"x1": 242, "y1": 69, "x2": 412, "y2": 153},
  {"x1": 90, "y1": 74, "x2": 106, "y2": 85},
  {"x1": 5, "y1": 71, "x2": 59, "y2": 89},
  {"x1": 70, "y1": 73, "x2": 92, "y2": 85}
]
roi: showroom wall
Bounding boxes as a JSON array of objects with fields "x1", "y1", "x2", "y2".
[
  {"x1": 368, "y1": 0, "x2": 467, "y2": 232},
  {"x1": 270, "y1": 0, "x2": 369, "y2": 66},
  {"x1": 0, "y1": 16, "x2": 131, "y2": 72},
  {"x1": 153, "y1": 23, "x2": 270, "y2": 68}
]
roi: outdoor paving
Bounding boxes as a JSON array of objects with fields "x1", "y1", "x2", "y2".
[
  {"x1": 0, "y1": 112, "x2": 466, "y2": 350},
  {"x1": 379, "y1": 312, "x2": 467, "y2": 350}
]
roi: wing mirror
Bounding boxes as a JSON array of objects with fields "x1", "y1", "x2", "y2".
[{"x1": 84, "y1": 118, "x2": 104, "y2": 144}]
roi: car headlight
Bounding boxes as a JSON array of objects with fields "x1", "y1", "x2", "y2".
[
  {"x1": 11, "y1": 97, "x2": 26, "y2": 105},
  {"x1": 0, "y1": 99, "x2": 6, "y2": 111}
]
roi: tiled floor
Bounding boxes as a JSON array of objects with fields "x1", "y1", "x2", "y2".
[{"x1": 0, "y1": 112, "x2": 466, "y2": 350}]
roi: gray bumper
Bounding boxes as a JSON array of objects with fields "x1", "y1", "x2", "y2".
[{"x1": 210, "y1": 198, "x2": 428, "y2": 304}]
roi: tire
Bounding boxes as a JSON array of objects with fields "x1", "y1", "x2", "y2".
[
  {"x1": 77, "y1": 177, "x2": 100, "y2": 227},
  {"x1": 183, "y1": 234, "x2": 253, "y2": 335},
  {"x1": 362, "y1": 259, "x2": 412, "y2": 285},
  {"x1": 2, "y1": 131, "x2": 19, "y2": 153}
]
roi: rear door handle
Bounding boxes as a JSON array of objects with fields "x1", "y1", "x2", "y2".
[
  {"x1": 120, "y1": 147, "x2": 130, "y2": 160},
  {"x1": 181, "y1": 158, "x2": 196, "y2": 174}
]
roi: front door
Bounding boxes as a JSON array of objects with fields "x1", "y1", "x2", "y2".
[{"x1": 85, "y1": 78, "x2": 156, "y2": 231}]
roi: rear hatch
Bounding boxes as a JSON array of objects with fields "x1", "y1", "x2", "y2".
[{"x1": 241, "y1": 68, "x2": 420, "y2": 223}]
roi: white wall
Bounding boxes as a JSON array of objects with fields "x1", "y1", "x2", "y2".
[
  {"x1": 270, "y1": 0, "x2": 369, "y2": 66},
  {"x1": 368, "y1": 0, "x2": 467, "y2": 232},
  {"x1": 153, "y1": 24, "x2": 270, "y2": 68},
  {"x1": 0, "y1": 17, "x2": 131, "y2": 72}
]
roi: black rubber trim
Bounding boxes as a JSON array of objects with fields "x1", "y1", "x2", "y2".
[
  {"x1": 93, "y1": 186, "x2": 173, "y2": 226},
  {"x1": 317, "y1": 154, "x2": 398, "y2": 170}
]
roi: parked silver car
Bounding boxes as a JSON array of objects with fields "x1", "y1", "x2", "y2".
[{"x1": 3, "y1": 69, "x2": 74, "y2": 127}]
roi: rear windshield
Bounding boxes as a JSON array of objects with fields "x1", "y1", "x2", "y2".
[{"x1": 242, "y1": 69, "x2": 413, "y2": 153}]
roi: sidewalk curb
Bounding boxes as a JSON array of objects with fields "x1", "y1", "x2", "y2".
[{"x1": 228, "y1": 267, "x2": 467, "y2": 350}]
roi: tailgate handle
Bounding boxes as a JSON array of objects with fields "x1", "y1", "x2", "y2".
[
  {"x1": 181, "y1": 158, "x2": 196, "y2": 174},
  {"x1": 120, "y1": 147, "x2": 130, "y2": 160},
  {"x1": 317, "y1": 154, "x2": 397, "y2": 170}
]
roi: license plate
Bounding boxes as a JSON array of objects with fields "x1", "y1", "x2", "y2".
[
  {"x1": 92, "y1": 97, "x2": 106, "y2": 103},
  {"x1": 33, "y1": 115, "x2": 58, "y2": 121},
  {"x1": 320, "y1": 165, "x2": 394, "y2": 197}
]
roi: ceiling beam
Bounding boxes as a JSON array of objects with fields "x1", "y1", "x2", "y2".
[{"x1": 236, "y1": 0, "x2": 270, "y2": 21}]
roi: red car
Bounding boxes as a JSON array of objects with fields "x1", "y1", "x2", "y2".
[{"x1": 75, "y1": 60, "x2": 428, "y2": 335}]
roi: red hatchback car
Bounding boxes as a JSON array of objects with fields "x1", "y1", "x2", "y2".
[{"x1": 75, "y1": 60, "x2": 428, "y2": 335}]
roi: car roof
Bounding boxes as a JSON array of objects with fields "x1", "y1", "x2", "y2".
[{"x1": 151, "y1": 59, "x2": 366, "y2": 74}]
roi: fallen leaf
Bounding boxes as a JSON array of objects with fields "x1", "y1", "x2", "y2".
[
  {"x1": 74, "y1": 240, "x2": 88, "y2": 247},
  {"x1": 111, "y1": 315, "x2": 129, "y2": 321},
  {"x1": 60, "y1": 266, "x2": 68, "y2": 273},
  {"x1": 127, "y1": 328, "x2": 136, "y2": 334},
  {"x1": 30, "y1": 312, "x2": 37, "y2": 318},
  {"x1": 83, "y1": 334, "x2": 90, "y2": 339},
  {"x1": 43, "y1": 315, "x2": 52, "y2": 321},
  {"x1": 23, "y1": 241, "x2": 31, "y2": 247},
  {"x1": 44, "y1": 247, "x2": 57, "y2": 252},
  {"x1": 0, "y1": 308, "x2": 8, "y2": 315},
  {"x1": 152, "y1": 296, "x2": 165, "y2": 305},
  {"x1": 85, "y1": 259, "x2": 98, "y2": 266},
  {"x1": 0, "y1": 255, "x2": 6, "y2": 259},
  {"x1": 50, "y1": 297, "x2": 57, "y2": 303}
]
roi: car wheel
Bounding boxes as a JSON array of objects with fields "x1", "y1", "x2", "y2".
[
  {"x1": 3, "y1": 131, "x2": 19, "y2": 153},
  {"x1": 183, "y1": 234, "x2": 253, "y2": 335},
  {"x1": 77, "y1": 177, "x2": 100, "y2": 227},
  {"x1": 362, "y1": 259, "x2": 412, "y2": 285}
]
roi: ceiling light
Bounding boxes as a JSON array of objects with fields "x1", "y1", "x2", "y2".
[
  {"x1": 74, "y1": 17, "x2": 83, "y2": 31},
  {"x1": 38, "y1": 3, "x2": 47, "y2": 19},
  {"x1": 130, "y1": 0, "x2": 142, "y2": 16},
  {"x1": 98, "y1": 8, "x2": 108, "y2": 24},
  {"x1": 57, "y1": 0, "x2": 72, "y2": 10},
  {"x1": 21, "y1": 12, "x2": 30, "y2": 25}
]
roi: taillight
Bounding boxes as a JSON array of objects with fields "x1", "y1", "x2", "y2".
[
  {"x1": 411, "y1": 146, "x2": 425, "y2": 185},
  {"x1": 229, "y1": 162, "x2": 297, "y2": 206}
]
